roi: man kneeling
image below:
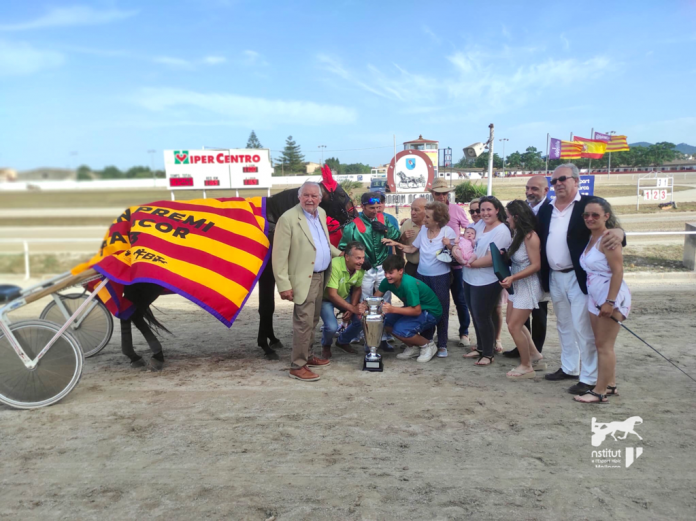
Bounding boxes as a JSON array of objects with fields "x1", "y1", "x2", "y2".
[{"x1": 360, "y1": 255, "x2": 442, "y2": 363}]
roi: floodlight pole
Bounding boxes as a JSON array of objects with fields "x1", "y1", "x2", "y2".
[
  {"x1": 606, "y1": 131, "x2": 616, "y2": 175},
  {"x1": 487, "y1": 124, "x2": 495, "y2": 196}
]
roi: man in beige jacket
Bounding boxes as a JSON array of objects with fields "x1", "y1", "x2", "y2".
[{"x1": 272, "y1": 182, "x2": 342, "y2": 381}]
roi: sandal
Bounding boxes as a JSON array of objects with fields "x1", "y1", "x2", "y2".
[
  {"x1": 474, "y1": 355, "x2": 494, "y2": 366},
  {"x1": 495, "y1": 340, "x2": 503, "y2": 353},
  {"x1": 606, "y1": 386, "x2": 619, "y2": 396},
  {"x1": 463, "y1": 350, "x2": 482, "y2": 358},
  {"x1": 506, "y1": 369, "x2": 536, "y2": 379},
  {"x1": 574, "y1": 389, "x2": 608, "y2": 404}
]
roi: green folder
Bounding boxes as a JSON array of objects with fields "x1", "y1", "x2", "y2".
[{"x1": 490, "y1": 242, "x2": 514, "y2": 295}]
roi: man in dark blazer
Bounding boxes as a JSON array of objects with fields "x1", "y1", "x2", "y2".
[
  {"x1": 536, "y1": 164, "x2": 624, "y2": 395},
  {"x1": 503, "y1": 175, "x2": 551, "y2": 359}
]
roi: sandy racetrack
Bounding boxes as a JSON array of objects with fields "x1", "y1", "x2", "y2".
[{"x1": 1, "y1": 282, "x2": 696, "y2": 520}]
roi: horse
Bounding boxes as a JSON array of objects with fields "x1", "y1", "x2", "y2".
[{"x1": 120, "y1": 167, "x2": 358, "y2": 369}]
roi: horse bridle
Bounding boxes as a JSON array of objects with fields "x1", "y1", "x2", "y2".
[{"x1": 321, "y1": 182, "x2": 357, "y2": 231}]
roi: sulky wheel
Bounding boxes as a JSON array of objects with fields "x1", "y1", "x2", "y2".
[
  {"x1": 40, "y1": 293, "x2": 114, "y2": 357},
  {"x1": 0, "y1": 320, "x2": 84, "y2": 409}
]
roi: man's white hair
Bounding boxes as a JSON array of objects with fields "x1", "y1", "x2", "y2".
[
  {"x1": 298, "y1": 181, "x2": 323, "y2": 201},
  {"x1": 553, "y1": 163, "x2": 580, "y2": 179}
]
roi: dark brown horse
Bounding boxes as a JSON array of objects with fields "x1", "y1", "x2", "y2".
[{"x1": 121, "y1": 174, "x2": 358, "y2": 368}]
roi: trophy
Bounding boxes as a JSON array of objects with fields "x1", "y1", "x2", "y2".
[{"x1": 362, "y1": 297, "x2": 385, "y2": 372}]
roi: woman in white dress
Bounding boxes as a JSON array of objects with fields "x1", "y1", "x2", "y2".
[
  {"x1": 499, "y1": 200, "x2": 545, "y2": 379},
  {"x1": 575, "y1": 198, "x2": 631, "y2": 404}
]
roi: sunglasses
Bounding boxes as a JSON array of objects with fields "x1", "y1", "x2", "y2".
[
  {"x1": 550, "y1": 175, "x2": 574, "y2": 185},
  {"x1": 582, "y1": 212, "x2": 603, "y2": 220},
  {"x1": 469, "y1": 208, "x2": 480, "y2": 214},
  {"x1": 364, "y1": 197, "x2": 381, "y2": 205}
]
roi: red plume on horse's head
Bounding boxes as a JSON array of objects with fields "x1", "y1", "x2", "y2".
[{"x1": 321, "y1": 164, "x2": 338, "y2": 193}]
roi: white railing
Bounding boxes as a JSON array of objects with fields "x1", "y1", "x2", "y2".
[{"x1": 3, "y1": 231, "x2": 696, "y2": 280}]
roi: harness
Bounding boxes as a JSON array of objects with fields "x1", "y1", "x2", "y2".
[{"x1": 352, "y1": 213, "x2": 385, "y2": 233}]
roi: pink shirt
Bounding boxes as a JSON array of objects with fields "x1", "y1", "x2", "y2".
[
  {"x1": 452, "y1": 238, "x2": 475, "y2": 264},
  {"x1": 446, "y1": 202, "x2": 471, "y2": 236}
]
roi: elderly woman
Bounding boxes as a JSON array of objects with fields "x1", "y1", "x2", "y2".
[
  {"x1": 384, "y1": 201, "x2": 457, "y2": 360},
  {"x1": 462, "y1": 196, "x2": 512, "y2": 366}
]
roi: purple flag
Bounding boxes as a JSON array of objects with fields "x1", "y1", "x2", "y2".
[
  {"x1": 594, "y1": 131, "x2": 611, "y2": 142},
  {"x1": 549, "y1": 138, "x2": 561, "y2": 159}
]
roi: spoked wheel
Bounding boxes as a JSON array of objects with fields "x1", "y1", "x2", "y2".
[
  {"x1": 0, "y1": 320, "x2": 84, "y2": 409},
  {"x1": 40, "y1": 293, "x2": 114, "y2": 357}
]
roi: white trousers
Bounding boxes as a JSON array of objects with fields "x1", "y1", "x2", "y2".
[
  {"x1": 361, "y1": 266, "x2": 391, "y2": 304},
  {"x1": 549, "y1": 270, "x2": 598, "y2": 385}
]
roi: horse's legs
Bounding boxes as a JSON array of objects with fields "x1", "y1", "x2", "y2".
[
  {"x1": 120, "y1": 318, "x2": 146, "y2": 367},
  {"x1": 257, "y1": 264, "x2": 281, "y2": 359},
  {"x1": 132, "y1": 312, "x2": 165, "y2": 371}
]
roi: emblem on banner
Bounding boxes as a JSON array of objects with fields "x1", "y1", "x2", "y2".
[
  {"x1": 174, "y1": 150, "x2": 190, "y2": 164},
  {"x1": 406, "y1": 158, "x2": 416, "y2": 170}
]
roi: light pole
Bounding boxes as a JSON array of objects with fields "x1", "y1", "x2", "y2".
[
  {"x1": 606, "y1": 131, "x2": 616, "y2": 175},
  {"x1": 147, "y1": 149, "x2": 156, "y2": 184},
  {"x1": 487, "y1": 124, "x2": 495, "y2": 196},
  {"x1": 499, "y1": 138, "x2": 509, "y2": 177},
  {"x1": 318, "y1": 145, "x2": 326, "y2": 166}
]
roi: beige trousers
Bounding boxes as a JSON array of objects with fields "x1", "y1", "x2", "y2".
[{"x1": 291, "y1": 272, "x2": 324, "y2": 369}]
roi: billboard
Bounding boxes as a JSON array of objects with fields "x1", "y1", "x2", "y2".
[
  {"x1": 164, "y1": 149, "x2": 273, "y2": 190},
  {"x1": 387, "y1": 150, "x2": 435, "y2": 193},
  {"x1": 546, "y1": 175, "x2": 595, "y2": 197}
]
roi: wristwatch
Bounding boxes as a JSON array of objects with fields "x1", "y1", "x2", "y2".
[{"x1": 605, "y1": 299, "x2": 616, "y2": 305}]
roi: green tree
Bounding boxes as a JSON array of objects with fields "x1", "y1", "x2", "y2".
[
  {"x1": 454, "y1": 181, "x2": 488, "y2": 203},
  {"x1": 521, "y1": 147, "x2": 545, "y2": 170},
  {"x1": 344, "y1": 162, "x2": 371, "y2": 174},
  {"x1": 505, "y1": 151, "x2": 523, "y2": 168},
  {"x1": 100, "y1": 166, "x2": 125, "y2": 179},
  {"x1": 246, "y1": 130, "x2": 263, "y2": 149},
  {"x1": 76, "y1": 164, "x2": 92, "y2": 181},
  {"x1": 473, "y1": 152, "x2": 503, "y2": 169},
  {"x1": 125, "y1": 166, "x2": 154, "y2": 178},
  {"x1": 275, "y1": 135, "x2": 305, "y2": 174}
]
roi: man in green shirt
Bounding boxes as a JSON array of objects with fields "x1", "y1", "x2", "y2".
[
  {"x1": 359, "y1": 255, "x2": 442, "y2": 363},
  {"x1": 320, "y1": 242, "x2": 366, "y2": 359},
  {"x1": 339, "y1": 192, "x2": 401, "y2": 301}
]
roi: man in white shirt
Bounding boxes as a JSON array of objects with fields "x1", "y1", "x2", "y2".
[{"x1": 536, "y1": 165, "x2": 623, "y2": 395}]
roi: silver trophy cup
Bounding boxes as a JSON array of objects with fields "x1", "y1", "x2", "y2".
[{"x1": 362, "y1": 297, "x2": 385, "y2": 372}]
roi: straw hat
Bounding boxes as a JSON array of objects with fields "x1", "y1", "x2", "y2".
[{"x1": 430, "y1": 178, "x2": 451, "y2": 193}]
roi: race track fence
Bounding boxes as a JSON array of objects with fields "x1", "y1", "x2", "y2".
[{"x1": 4, "y1": 231, "x2": 696, "y2": 280}]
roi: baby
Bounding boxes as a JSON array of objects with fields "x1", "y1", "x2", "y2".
[{"x1": 451, "y1": 227, "x2": 477, "y2": 265}]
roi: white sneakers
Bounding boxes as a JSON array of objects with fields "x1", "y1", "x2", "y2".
[
  {"x1": 396, "y1": 345, "x2": 420, "y2": 359},
  {"x1": 416, "y1": 342, "x2": 437, "y2": 363},
  {"x1": 458, "y1": 335, "x2": 470, "y2": 348}
]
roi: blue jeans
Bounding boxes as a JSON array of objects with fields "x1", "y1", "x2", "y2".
[
  {"x1": 451, "y1": 268, "x2": 470, "y2": 337},
  {"x1": 384, "y1": 311, "x2": 438, "y2": 339},
  {"x1": 320, "y1": 299, "x2": 362, "y2": 346}
]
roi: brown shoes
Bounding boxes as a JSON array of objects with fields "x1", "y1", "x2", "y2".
[
  {"x1": 321, "y1": 346, "x2": 332, "y2": 359},
  {"x1": 307, "y1": 356, "x2": 331, "y2": 367},
  {"x1": 335, "y1": 342, "x2": 358, "y2": 354},
  {"x1": 289, "y1": 366, "x2": 321, "y2": 381}
]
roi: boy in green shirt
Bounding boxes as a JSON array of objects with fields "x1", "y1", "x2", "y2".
[{"x1": 359, "y1": 255, "x2": 442, "y2": 363}]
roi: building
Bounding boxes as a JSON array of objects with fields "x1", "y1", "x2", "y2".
[
  {"x1": 0, "y1": 168, "x2": 17, "y2": 182},
  {"x1": 303, "y1": 162, "x2": 321, "y2": 174},
  {"x1": 403, "y1": 135, "x2": 439, "y2": 173},
  {"x1": 17, "y1": 168, "x2": 76, "y2": 181}
]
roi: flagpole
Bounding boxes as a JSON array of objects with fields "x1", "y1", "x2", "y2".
[
  {"x1": 545, "y1": 133, "x2": 550, "y2": 173},
  {"x1": 588, "y1": 128, "x2": 594, "y2": 173}
]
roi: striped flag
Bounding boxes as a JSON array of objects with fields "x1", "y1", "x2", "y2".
[
  {"x1": 71, "y1": 197, "x2": 270, "y2": 327},
  {"x1": 606, "y1": 135, "x2": 630, "y2": 153},
  {"x1": 559, "y1": 140, "x2": 584, "y2": 159},
  {"x1": 574, "y1": 137, "x2": 607, "y2": 159}
]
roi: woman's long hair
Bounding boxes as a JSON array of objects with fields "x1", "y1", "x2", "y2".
[
  {"x1": 505, "y1": 200, "x2": 537, "y2": 259},
  {"x1": 585, "y1": 197, "x2": 620, "y2": 229},
  {"x1": 478, "y1": 195, "x2": 507, "y2": 224}
]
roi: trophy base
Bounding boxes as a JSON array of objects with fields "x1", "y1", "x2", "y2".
[{"x1": 363, "y1": 359, "x2": 383, "y2": 372}]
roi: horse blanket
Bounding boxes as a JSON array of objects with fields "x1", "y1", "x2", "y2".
[{"x1": 71, "y1": 197, "x2": 270, "y2": 327}]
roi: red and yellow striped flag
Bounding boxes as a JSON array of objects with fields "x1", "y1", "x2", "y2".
[
  {"x1": 72, "y1": 197, "x2": 270, "y2": 327},
  {"x1": 560, "y1": 140, "x2": 584, "y2": 159},
  {"x1": 606, "y1": 135, "x2": 630, "y2": 153},
  {"x1": 573, "y1": 137, "x2": 607, "y2": 159}
]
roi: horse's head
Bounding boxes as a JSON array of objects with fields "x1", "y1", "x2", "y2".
[{"x1": 318, "y1": 164, "x2": 358, "y2": 227}]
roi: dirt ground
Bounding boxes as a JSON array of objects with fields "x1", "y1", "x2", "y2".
[{"x1": 1, "y1": 277, "x2": 696, "y2": 520}]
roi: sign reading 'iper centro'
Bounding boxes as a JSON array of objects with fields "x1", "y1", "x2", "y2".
[{"x1": 164, "y1": 149, "x2": 274, "y2": 190}]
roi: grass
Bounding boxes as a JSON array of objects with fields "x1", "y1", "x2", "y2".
[
  {"x1": 613, "y1": 202, "x2": 696, "y2": 215},
  {"x1": 0, "y1": 253, "x2": 93, "y2": 276}
]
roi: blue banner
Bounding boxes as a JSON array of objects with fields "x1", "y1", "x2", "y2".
[{"x1": 546, "y1": 175, "x2": 595, "y2": 197}]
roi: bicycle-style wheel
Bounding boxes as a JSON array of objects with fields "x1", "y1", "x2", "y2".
[
  {"x1": 40, "y1": 293, "x2": 114, "y2": 357},
  {"x1": 0, "y1": 320, "x2": 84, "y2": 409}
]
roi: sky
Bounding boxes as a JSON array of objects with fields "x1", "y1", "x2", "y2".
[{"x1": 1, "y1": 0, "x2": 695, "y2": 171}]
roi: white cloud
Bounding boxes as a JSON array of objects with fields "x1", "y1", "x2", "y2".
[
  {"x1": 242, "y1": 50, "x2": 267, "y2": 66},
  {"x1": 423, "y1": 26, "x2": 442, "y2": 45},
  {"x1": 203, "y1": 56, "x2": 226, "y2": 65},
  {"x1": 132, "y1": 87, "x2": 357, "y2": 126},
  {"x1": 0, "y1": 5, "x2": 138, "y2": 31},
  {"x1": 153, "y1": 56, "x2": 194, "y2": 70},
  {"x1": 0, "y1": 40, "x2": 64, "y2": 76}
]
